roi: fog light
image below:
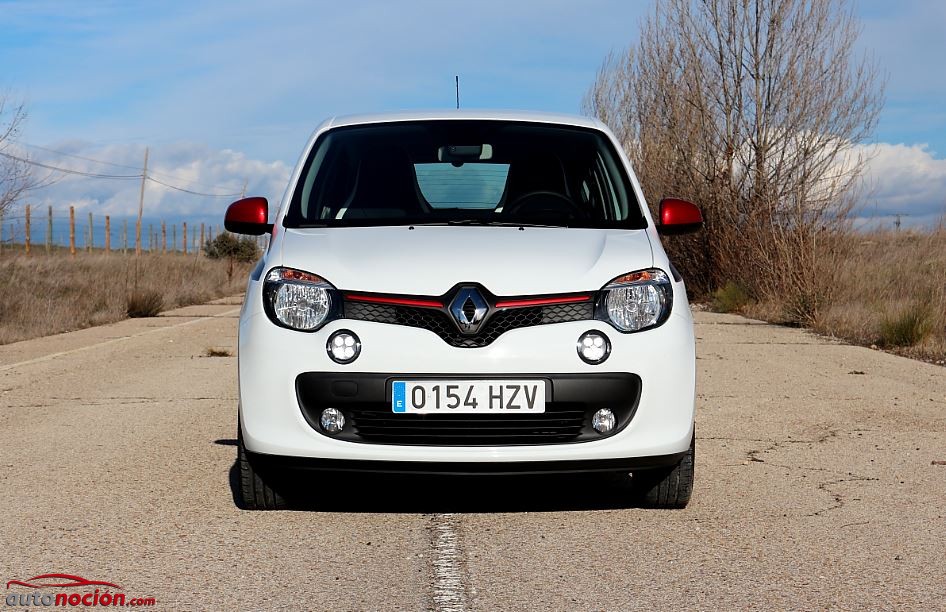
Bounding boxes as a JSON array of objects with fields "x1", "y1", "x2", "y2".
[
  {"x1": 577, "y1": 330, "x2": 611, "y2": 364},
  {"x1": 320, "y1": 408, "x2": 346, "y2": 434},
  {"x1": 327, "y1": 330, "x2": 361, "y2": 364},
  {"x1": 592, "y1": 408, "x2": 616, "y2": 434}
]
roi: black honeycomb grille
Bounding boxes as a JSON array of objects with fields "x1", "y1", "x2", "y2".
[
  {"x1": 343, "y1": 300, "x2": 594, "y2": 348},
  {"x1": 347, "y1": 404, "x2": 587, "y2": 445}
]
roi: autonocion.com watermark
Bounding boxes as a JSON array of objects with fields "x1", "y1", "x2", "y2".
[{"x1": 5, "y1": 574, "x2": 156, "y2": 608}]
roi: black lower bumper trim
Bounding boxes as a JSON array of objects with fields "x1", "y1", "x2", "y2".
[
  {"x1": 295, "y1": 372, "x2": 642, "y2": 446},
  {"x1": 245, "y1": 451, "x2": 686, "y2": 476}
]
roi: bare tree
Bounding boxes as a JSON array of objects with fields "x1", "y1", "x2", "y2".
[
  {"x1": 584, "y1": 0, "x2": 883, "y2": 320},
  {"x1": 0, "y1": 95, "x2": 38, "y2": 216}
]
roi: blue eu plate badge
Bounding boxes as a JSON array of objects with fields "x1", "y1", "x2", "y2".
[{"x1": 392, "y1": 381, "x2": 407, "y2": 413}]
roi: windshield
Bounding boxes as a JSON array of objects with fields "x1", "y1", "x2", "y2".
[{"x1": 285, "y1": 120, "x2": 646, "y2": 229}]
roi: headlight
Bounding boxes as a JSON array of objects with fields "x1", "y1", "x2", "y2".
[
  {"x1": 596, "y1": 269, "x2": 672, "y2": 332},
  {"x1": 263, "y1": 267, "x2": 338, "y2": 331}
]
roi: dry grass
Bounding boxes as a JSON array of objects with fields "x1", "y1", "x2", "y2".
[
  {"x1": 740, "y1": 226, "x2": 946, "y2": 364},
  {"x1": 0, "y1": 252, "x2": 253, "y2": 345}
]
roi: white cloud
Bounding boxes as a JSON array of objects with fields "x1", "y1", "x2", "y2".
[
  {"x1": 19, "y1": 141, "x2": 291, "y2": 224},
  {"x1": 857, "y1": 142, "x2": 946, "y2": 228},
  {"x1": 10, "y1": 138, "x2": 946, "y2": 234}
]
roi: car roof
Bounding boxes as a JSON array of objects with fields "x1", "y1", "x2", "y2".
[{"x1": 319, "y1": 109, "x2": 606, "y2": 131}]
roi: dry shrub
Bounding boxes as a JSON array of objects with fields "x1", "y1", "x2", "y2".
[
  {"x1": 0, "y1": 253, "x2": 254, "y2": 345},
  {"x1": 126, "y1": 290, "x2": 164, "y2": 318},
  {"x1": 711, "y1": 281, "x2": 752, "y2": 313},
  {"x1": 204, "y1": 347, "x2": 233, "y2": 357},
  {"x1": 878, "y1": 306, "x2": 934, "y2": 348},
  {"x1": 172, "y1": 289, "x2": 212, "y2": 309}
]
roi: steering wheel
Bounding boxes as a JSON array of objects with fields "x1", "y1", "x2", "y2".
[{"x1": 503, "y1": 191, "x2": 588, "y2": 219}]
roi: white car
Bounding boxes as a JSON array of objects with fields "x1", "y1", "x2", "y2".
[{"x1": 225, "y1": 110, "x2": 703, "y2": 510}]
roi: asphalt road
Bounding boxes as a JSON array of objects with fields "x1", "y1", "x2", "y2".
[{"x1": 1, "y1": 299, "x2": 944, "y2": 611}]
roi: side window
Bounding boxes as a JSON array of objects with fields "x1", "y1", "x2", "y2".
[
  {"x1": 591, "y1": 154, "x2": 620, "y2": 221},
  {"x1": 595, "y1": 151, "x2": 629, "y2": 220},
  {"x1": 304, "y1": 146, "x2": 356, "y2": 221},
  {"x1": 320, "y1": 149, "x2": 356, "y2": 219},
  {"x1": 299, "y1": 133, "x2": 333, "y2": 220},
  {"x1": 584, "y1": 165, "x2": 609, "y2": 220}
]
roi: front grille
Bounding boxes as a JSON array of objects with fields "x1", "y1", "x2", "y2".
[
  {"x1": 343, "y1": 300, "x2": 594, "y2": 347},
  {"x1": 347, "y1": 404, "x2": 588, "y2": 445}
]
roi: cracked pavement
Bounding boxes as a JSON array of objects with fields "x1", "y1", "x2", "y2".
[{"x1": 0, "y1": 305, "x2": 944, "y2": 610}]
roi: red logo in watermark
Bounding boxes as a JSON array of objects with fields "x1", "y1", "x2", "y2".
[
  {"x1": 7, "y1": 574, "x2": 121, "y2": 590},
  {"x1": 5, "y1": 573, "x2": 156, "y2": 607}
]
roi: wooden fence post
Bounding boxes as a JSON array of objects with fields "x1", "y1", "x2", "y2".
[
  {"x1": 105, "y1": 216, "x2": 111, "y2": 254},
  {"x1": 24, "y1": 204, "x2": 31, "y2": 255},
  {"x1": 161, "y1": 221, "x2": 167, "y2": 254},
  {"x1": 46, "y1": 206, "x2": 53, "y2": 253},
  {"x1": 122, "y1": 219, "x2": 128, "y2": 254},
  {"x1": 172, "y1": 225, "x2": 177, "y2": 253},
  {"x1": 87, "y1": 212, "x2": 93, "y2": 252},
  {"x1": 199, "y1": 223, "x2": 205, "y2": 257},
  {"x1": 183, "y1": 222, "x2": 188, "y2": 255},
  {"x1": 69, "y1": 206, "x2": 76, "y2": 258}
]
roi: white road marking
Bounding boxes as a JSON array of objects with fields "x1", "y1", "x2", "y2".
[
  {"x1": 431, "y1": 513, "x2": 467, "y2": 612},
  {"x1": 0, "y1": 308, "x2": 241, "y2": 372}
]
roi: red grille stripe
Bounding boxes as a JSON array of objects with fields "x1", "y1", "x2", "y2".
[
  {"x1": 344, "y1": 294, "x2": 443, "y2": 308},
  {"x1": 494, "y1": 295, "x2": 592, "y2": 309}
]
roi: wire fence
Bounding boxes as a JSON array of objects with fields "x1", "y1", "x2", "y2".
[{"x1": 0, "y1": 205, "x2": 269, "y2": 256}]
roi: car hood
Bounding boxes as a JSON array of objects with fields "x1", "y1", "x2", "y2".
[{"x1": 277, "y1": 226, "x2": 654, "y2": 296}]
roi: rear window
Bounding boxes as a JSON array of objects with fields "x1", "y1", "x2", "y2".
[
  {"x1": 414, "y1": 163, "x2": 510, "y2": 209},
  {"x1": 285, "y1": 120, "x2": 645, "y2": 229}
]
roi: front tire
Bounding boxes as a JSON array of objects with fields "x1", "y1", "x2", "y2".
[
  {"x1": 238, "y1": 425, "x2": 288, "y2": 510},
  {"x1": 632, "y1": 433, "x2": 695, "y2": 509}
]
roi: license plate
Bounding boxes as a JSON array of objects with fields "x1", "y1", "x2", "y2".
[{"x1": 391, "y1": 380, "x2": 546, "y2": 414}]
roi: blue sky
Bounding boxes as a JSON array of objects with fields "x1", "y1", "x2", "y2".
[{"x1": 1, "y1": 0, "x2": 945, "y2": 227}]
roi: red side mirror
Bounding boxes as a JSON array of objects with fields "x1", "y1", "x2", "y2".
[
  {"x1": 657, "y1": 198, "x2": 703, "y2": 235},
  {"x1": 224, "y1": 197, "x2": 272, "y2": 235}
]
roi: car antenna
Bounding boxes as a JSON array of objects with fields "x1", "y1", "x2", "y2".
[{"x1": 455, "y1": 75, "x2": 460, "y2": 109}]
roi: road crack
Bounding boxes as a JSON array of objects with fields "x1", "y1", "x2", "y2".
[
  {"x1": 744, "y1": 428, "x2": 841, "y2": 463},
  {"x1": 736, "y1": 427, "x2": 881, "y2": 516},
  {"x1": 808, "y1": 476, "x2": 880, "y2": 517}
]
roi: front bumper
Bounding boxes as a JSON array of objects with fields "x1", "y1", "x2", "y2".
[
  {"x1": 296, "y1": 372, "x2": 642, "y2": 445},
  {"x1": 238, "y1": 304, "x2": 696, "y2": 464}
]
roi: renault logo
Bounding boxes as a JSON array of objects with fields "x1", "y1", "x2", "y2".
[{"x1": 449, "y1": 287, "x2": 489, "y2": 334}]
